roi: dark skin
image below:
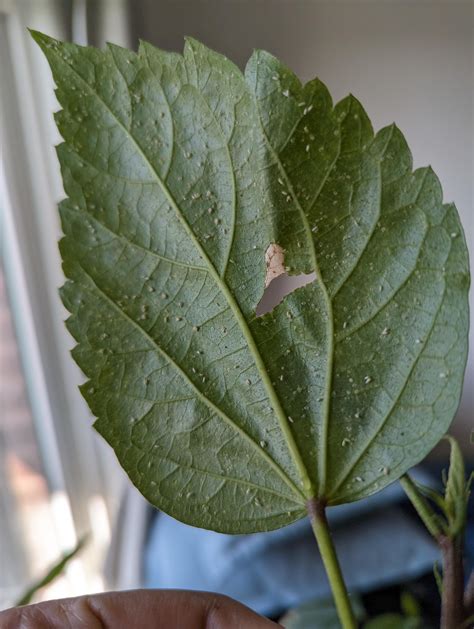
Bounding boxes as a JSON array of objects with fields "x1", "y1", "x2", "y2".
[{"x1": 0, "y1": 589, "x2": 282, "y2": 628}]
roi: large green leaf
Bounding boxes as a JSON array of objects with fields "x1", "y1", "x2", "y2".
[{"x1": 32, "y1": 31, "x2": 470, "y2": 533}]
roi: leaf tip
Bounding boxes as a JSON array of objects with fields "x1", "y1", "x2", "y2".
[
  {"x1": 28, "y1": 27, "x2": 43, "y2": 42},
  {"x1": 337, "y1": 92, "x2": 364, "y2": 116},
  {"x1": 247, "y1": 47, "x2": 275, "y2": 68},
  {"x1": 29, "y1": 29, "x2": 56, "y2": 51},
  {"x1": 183, "y1": 36, "x2": 214, "y2": 62},
  {"x1": 183, "y1": 35, "x2": 201, "y2": 49},
  {"x1": 245, "y1": 48, "x2": 282, "y2": 85},
  {"x1": 105, "y1": 41, "x2": 123, "y2": 53},
  {"x1": 137, "y1": 38, "x2": 152, "y2": 58}
]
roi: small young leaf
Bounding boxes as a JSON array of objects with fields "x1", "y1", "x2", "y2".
[
  {"x1": 459, "y1": 616, "x2": 474, "y2": 629},
  {"x1": 433, "y1": 561, "x2": 443, "y2": 596},
  {"x1": 411, "y1": 481, "x2": 446, "y2": 513},
  {"x1": 15, "y1": 537, "x2": 86, "y2": 607},
  {"x1": 400, "y1": 474, "x2": 445, "y2": 539},
  {"x1": 399, "y1": 591, "x2": 421, "y2": 619},
  {"x1": 364, "y1": 614, "x2": 420, "y2": 629},
  {"x1": 444, "y1": 436, "x2": 469, "y2": 536},
  {"x1": 281, "y1": 595, "x2": 364, "y2": 629},
  {"x1": 31, "y1": 31, "x2": 470, "y2": 533}
]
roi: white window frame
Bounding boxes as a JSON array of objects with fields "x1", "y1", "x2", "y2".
[{"x1": 0, "y1": 0, "x2": 130, "y2": 598}]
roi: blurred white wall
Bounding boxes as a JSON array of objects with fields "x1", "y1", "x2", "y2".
[{"x1": 130, "y1": 0, "x2": 473, "y2": 448}]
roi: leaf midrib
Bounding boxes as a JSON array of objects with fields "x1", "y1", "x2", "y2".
[
  {"x1": 56, "y1": 48, "x2": 309, "y2": 502},
  {"x1": 252, "y1": 68, "x2": 341, "y2": 496}
]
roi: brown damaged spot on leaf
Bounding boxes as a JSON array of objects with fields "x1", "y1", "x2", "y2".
[
  {"x1": 257, "y1": 243, "x2": 316, "y2": 316},
  {"x1": 264, "y1": 243, "x2": 286, "y2": 287}
]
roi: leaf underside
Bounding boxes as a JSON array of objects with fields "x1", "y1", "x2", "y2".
[{"x1": 32, "y1": 31, "x2": 470, "y2": 533}]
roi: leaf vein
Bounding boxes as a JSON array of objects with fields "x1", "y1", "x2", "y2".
[{"x1": 78, "y1": 265, "x2": 305, "y2": 501}]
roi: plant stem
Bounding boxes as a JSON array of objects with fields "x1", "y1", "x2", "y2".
[
  {"x1": 440, "y1": 535, "x2": 465, "y2": 629},
  {"x1": 307, "y1": 498, "x2": 357, "y2": 629},
  {"x1": 400, "y1": 473, "x2": 468, "y2": 628},
  {"x1": 464, "y1": 570, "x2": 474, "y2": 616}
]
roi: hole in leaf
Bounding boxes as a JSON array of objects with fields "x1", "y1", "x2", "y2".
[{"x1": 256, "y1": 244, "x2": 315, "y2": 316}]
